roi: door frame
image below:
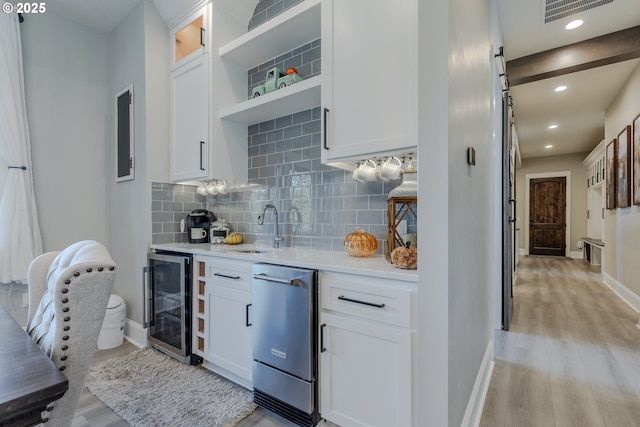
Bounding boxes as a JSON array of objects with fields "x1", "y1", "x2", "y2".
[{"x1": 524, "y1": 171, "x2": 572, "y2": 256}]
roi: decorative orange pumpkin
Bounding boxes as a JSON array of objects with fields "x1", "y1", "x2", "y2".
[
  {"x1": 286, "y1": 67, "x2": 298, "y2": 75},
  {"x1": 344, "y1": 227, "x2": 378, "y2": 257}
]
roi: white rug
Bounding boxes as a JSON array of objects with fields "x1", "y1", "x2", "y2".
[{"x1": 86, "y1": 347, "x2": 256, "y2": 427}]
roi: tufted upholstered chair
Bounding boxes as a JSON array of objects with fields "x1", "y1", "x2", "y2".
[{"x1": 25, "y1": 240, "x2": 117, "y2": 426}]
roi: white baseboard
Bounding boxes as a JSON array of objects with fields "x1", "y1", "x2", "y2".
[
  {"x1": 602, "y1": 272, "x2": 640, "y2": 315},
  {"x1": 124, "y1": 319, "x2": 147, "y2": 348},
  {"x1": 461, "y1": 340, "x2": 495, "y2": 427},
  {"x1": 569, "y1": 251, "x2": 583, "y2": 259}
]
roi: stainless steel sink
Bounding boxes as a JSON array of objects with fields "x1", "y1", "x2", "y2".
[{"x1": 231, "y1": 249, "x2": 270, "y2": 254}]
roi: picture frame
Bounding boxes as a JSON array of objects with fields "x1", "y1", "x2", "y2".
[
  {"x1": 606, "y1": 138, "x2": 617, "y2": 209},
  {"x1": 115, "y1": 84, "x2": 134, "y2": 182},
  {"x1": 616, "y1": 125, "x2": 631, "y2": 208},
  {"x1": 633, "y1": 113, "x2": 640, "y2": 206}
]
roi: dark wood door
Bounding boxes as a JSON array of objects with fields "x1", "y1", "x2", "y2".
[{"x1": 529, "y1": 177, "x2": 566, "y2": 256}]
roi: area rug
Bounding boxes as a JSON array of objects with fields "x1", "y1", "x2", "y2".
[{"x1": 86, "y1": 347, "x2": 256, "y2": 427}]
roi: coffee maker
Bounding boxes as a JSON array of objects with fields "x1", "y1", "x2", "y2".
[{"x1": 186, "y1": 209, "x2": 215, "y2": 243}]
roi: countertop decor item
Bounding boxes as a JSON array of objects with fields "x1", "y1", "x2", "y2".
[
  {"x1": 344, "y1": 227, "x2": 378, "y2": 257},
  {"x1": 387, "y1": 168, "x2": 417, "y2": 262},
  {"x1": 390, "y1": 242, "x2": 417, "y2": 269},
  {"x1": 387, "y1": 168, "x2": 417, "y2": 198}
]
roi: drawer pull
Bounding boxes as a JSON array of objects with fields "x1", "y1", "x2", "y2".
[
  {"x1": 213, "y1": 272, "x2": 240, "y2": 280},
  {"x1": 245, "y1": 304, "x2": 252, "y2": 327},
  {"x1": 338, "y1": 295, "x2": 385, "y2": 308}
]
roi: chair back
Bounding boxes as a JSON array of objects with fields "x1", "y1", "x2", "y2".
[{"x1": 26, "y1": 240, "x2": 116, "y2": 426}]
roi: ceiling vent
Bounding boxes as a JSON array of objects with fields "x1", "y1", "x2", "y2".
[{"x1": 544, "y1": 0, "x2": 613, "y2": 23}]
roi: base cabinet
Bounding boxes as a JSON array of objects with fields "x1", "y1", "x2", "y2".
[
  {"x1": 318, "y1": 270, "x2": 414, "y2": 427},
  {"x1": 195, "y1": 255, "x2": 253, "y2": 388},
  {"x1": 205, "y1": 284, "x2": 252, "y2": 386},
  {"x1": 319, "y1": 312, "x2": 412, "y2": 427}
]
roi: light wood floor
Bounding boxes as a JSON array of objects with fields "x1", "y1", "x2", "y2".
[{"x1": 480, "y1": 256, "x2": 640, "y2": 427}]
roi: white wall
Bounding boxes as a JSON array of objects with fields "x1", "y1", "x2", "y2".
[
  {"x1": 107, "y1": 0, "x2": 170, "y2": 326},
  {"x1": 603, "y1": 62, "x2": 640, "y2": 302},
  {"x1": 416, "y1": 0, "x2": 496, "y2": 425},
  {"x1": 447, "y1": 0, "x2": 494, "y2": 425},
  {"x1": 21, "y1": 12, "x2": 110, "y2": 251}
]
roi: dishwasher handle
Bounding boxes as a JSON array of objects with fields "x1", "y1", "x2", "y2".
[{"x1": 253, "y1": 272, "x2": 301, "y2": 286}]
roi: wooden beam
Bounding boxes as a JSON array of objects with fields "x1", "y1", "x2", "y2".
[{"x1": 507, "y1": 26, "x2": 640, "y2": 86}]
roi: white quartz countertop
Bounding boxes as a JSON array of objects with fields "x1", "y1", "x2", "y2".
[{"x1": 150, "y1": 243, "x2": 418, "y2": 283}]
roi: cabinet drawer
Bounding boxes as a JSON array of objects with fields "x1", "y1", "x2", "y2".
[
  {"x1": 198, "y1": 256, "x2": 252, "y2": 291},
  {"x1": 320, "y1": 271, "x2": 413, "y2": 328}
]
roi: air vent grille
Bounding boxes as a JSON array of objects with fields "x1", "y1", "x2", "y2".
[{"x1": 544, "y1": 0, "x2": 613, "y2": 23}]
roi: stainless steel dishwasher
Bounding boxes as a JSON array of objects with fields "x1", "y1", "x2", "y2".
[{"x1": 251, "y1": 263, "x2": 319, "y2": 427}]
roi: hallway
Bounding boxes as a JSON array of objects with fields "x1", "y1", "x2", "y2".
[{"x1": 480, "y1": 257, "x2": 640, "y2": 426}]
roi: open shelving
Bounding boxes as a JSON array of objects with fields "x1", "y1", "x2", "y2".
[{"x1": 219, "y1": 0, "x2": 321, "y2": 68}]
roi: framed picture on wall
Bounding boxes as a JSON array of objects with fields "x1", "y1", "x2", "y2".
[
  {"x1": 633, "y1": 113, "x2": 640, "y2": 206},
  {"x1": 606, "y1": 138, "x2": 617, "y2": 209},
  {"x1": 617, "y1": 125, "x2": 631, "y2": 208}
]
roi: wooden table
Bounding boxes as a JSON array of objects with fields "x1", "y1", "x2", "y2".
[{"x1": 0, "y1": 306, "x2": 68, "y2": 427}]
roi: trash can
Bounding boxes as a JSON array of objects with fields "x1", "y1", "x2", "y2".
[{"x1": 97, "y1": 294, "x2": 126, "y2": 350}]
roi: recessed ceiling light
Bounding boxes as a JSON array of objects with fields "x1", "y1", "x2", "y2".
[
  {"x1": 565, "y1": 20, "x2": 583, "y2": 30},
  {"x1": 554, "y1": 85, "x2": 567, "y2": 92},
  {"x1": 548, "y1": 124, "x2": 558, "y2": 129},
  {"x1": 545, "y1": 145, "x2": 553, "y2": 149}
]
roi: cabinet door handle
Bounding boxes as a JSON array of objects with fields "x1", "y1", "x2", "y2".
[
  {"x1": 199, "y1": 141, "x2": 205, "y2": 171},
  {"x1": 323, "y1": 108, "x2": 329, "y2": 150},
  {"x1": 200, "y1": 27, "x2": 205, "y2": 47},
  {"x1": 338, "y1": 295, "x2": 385, "y2": 308},
  {"x1": 320, "y1": 323, "x2": 326, "y2": 353},
  {"x1": 213, "y1": 272, "x2": 240, "y2": 280},
  {"x1": 245, "y1": 304, "x2": 252, "y2": 327},
  {"x1": 142, "y1": 266, "x2": 154, "y2": 329}
]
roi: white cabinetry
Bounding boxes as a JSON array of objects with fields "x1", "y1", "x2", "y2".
[
  {"x1": 583, "y1": 140, "x2": 605, "y2": 241},
  {"x1": 171, "y1": 56, "x2": 209, "y2": 181},
  {"x1": 169, "y1": 3, "x2": 247, "y2": 183},
  {"x1": 195, "y1": 256, "x2": 253, "y2": 388},
  {"x1": 321, "y1": 0, "x2": 418, "y2": 164},
  {"x1": 319, "y1": 271, "x2": 414, "y2": 427}
]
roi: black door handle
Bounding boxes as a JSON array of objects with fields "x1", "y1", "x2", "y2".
[
  {"x1": 245, "y1": 304, "x2": 252, "y2": 327},
  {"x1": 199, "y1": 141, "x2": 205, "y2": 171},
  {"x1": 323, "y1": 108, "x2": 329, "y2": 150},
  {"x1": 320, "y1": 323, "x2": 326, "y2": 353}
]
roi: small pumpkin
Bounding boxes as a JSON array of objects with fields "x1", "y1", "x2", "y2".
[
  {"x1": 344, "y1": 227, "x2": 378, "y2": 257},
  {"x1": 225, "y1": 232, "x2": 243, "y2": 245}
]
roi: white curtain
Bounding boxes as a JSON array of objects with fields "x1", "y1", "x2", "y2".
[{"x1": 0, "y1": 12, "x2": 42, "y2": 283}]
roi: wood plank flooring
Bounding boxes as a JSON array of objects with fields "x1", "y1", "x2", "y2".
[{"x1": 480, "y1": 257, "x2": 640, "y2": 427}]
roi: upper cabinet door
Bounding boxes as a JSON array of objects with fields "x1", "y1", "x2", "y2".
[
  {"x1": 171, "y1": 56, "x2": 209, "y2": 182},
  {"x1": 321, "y1": 0, "x2": 418, "y2": 164},
  {"x1": 171, "y1": 5, "x2": 210, "y2": 69}
]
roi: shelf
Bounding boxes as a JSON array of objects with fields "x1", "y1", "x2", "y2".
[
  {"x1": 219, "y1": 0, "x2": 321, "y2": 68},
  {"x1": 219, "y1": 75, "x2": 321, "y2": 124}
]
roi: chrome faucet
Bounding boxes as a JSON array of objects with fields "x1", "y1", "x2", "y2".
[{"x1": 257, "y1": 204, "x2": 283, "y2": 248}]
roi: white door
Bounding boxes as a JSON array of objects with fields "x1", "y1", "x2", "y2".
[
  {"x1": 319, "y1": 312, "x2": 411, "y2": 427},
  {"x1": 321, "y1": 0, "x2": 417, "y2": 162},
  {"x1": 205, "y1": 284, "x2": 252, "y2": 383},
  {"x1": 171, "y1": 56, "x2": 209, "y2": 182}
]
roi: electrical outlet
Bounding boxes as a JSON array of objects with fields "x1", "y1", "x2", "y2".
[{"x1": 22, "y1": 293, "x2": 28, "y2": 308}]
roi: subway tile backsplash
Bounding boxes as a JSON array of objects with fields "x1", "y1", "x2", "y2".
[{"x1": 151, "y1": 106, "x2": 416, "y2": 252}]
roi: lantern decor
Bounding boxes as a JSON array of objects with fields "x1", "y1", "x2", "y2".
[{"x1": 386, "y1": 168, "x2": 417, "y2": 265}]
